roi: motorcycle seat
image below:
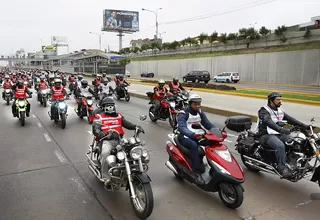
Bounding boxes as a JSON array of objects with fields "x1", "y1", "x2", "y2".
[{"x1": 174, "y1": 136, "x2": 205, "y2": 157}]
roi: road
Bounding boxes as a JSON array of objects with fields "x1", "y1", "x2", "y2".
[
  {"x1": 0, "y1": 88, "x2": 319, "y2": 220},
  {"x1": 130, "y1": 76, "x2": 320, "y2": 94}
]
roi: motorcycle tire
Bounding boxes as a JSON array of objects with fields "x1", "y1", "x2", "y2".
[
  {"x1": 125, "y1": 93, "x2": 130, "y2": 102},
  {"x1": 88, "y1": 110, "x2": 93, "y2": 124},
  {"x1": 20, "y1": 111, "x2": 25, "y2": 127},
  {"x1": 43, "y1": 98, "x2": 47, "y2": 107},
  {"x1": 6, "y1": 97, "x2": 9, "y2": 106},
  {"x1": 149, "y1": 106, "x2": 158, "y2": 122},
  {"x1": 61, "y1": 113, "x2": 66, "y2": 129},
  {"x1": 129, "y1": 179, "x2": 154, "y2": 219},
  {"x1": 241, "y1": 153, "x2": 260, "y2": 172},
  {"x1": 218, "y1": 182, "x2": 243, "y2": 209},
  {"x1": 169, "y1": 115, "x2": 177, "y2": 129}
]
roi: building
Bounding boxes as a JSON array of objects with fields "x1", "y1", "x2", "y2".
[
  {"x1": 130, "y1": 38, "x2": 162, "y2": 49},
  {"x1": 288, "y1": 15, "x2": 320, "y2": 31}
]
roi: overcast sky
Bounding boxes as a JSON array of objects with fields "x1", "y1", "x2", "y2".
[{"x1": 0, "y1": 0, "x2": 319, "y2": 58}]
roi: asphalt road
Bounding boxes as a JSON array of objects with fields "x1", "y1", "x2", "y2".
[
  {"x1": 131, "y1": 76, "x2": 320, "y2": 94},
  {"x1": 0, "y1": 87, "x2": 319, "y2": 220}
]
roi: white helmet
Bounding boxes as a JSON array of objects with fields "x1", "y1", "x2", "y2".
[
  {"x1": 158, "y1": 79, "x2": 165, "y2": 84},
  {"x1": 188, "y1": 94, "x2": 202, "y2": 103}
]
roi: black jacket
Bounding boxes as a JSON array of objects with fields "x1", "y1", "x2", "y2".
[{"x1": 257, "y1": 104, "x2": 307, "y2": 136}]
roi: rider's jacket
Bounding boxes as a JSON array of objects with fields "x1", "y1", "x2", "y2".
[
  {"x1": 169, "y1": 82, "x2": 183, "y2": 94},
  {"x1": 177, "y1": 106, "x2": 214, "y2": 139},
  {"x1": 51, "y1": 86, "x2": 65, "y2": 99},
  {"x1": 152, "y1": 86, "x2": 167, "y2": 100},
  {"x1": 39, "y1": 81, "x2": 47, "y2": 90},
  {"x1": 14, "y1": 86, "x2": 27, "y2": 99},
  {"x1": 69, "y1": 76, "x2": 75, "y2": 82},
  {"x1": 77, "y1": 87, "x2": 94, "y2": 97},
  {"x1": 2, "y1": 80, "x2": 13, "y2": 89},
  {"x1": 99, "y1": 84, "x2": 110, "y2": 93}
]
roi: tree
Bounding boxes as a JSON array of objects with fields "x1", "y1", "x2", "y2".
[
  {"x1": 141, "y1": 44, "x2": 150, "y2": 51},
  {"x1": 118, "y1": 57, "x2": 131, "y2": 66},
  {"x1": 275, "y1": 25, "x2": 287, "y2": 43},
  {"x1": 180, "y1": 39, "x2": 187, "y2": 47},
  {"x1": 169, "y1": 41, "x2": 180, "y2": 50},
  {"x1": 161, "y1": 42, "x2": 171, "y2": 50},
  {"x1": 218, "y1": 33, "x2": 227, "y2": 49},
  {"x1": 259, "y1": 26, "x2": 271, "y2": 46},
  {"x1": 150, "y1": 42, "x2": 162, "y2": 54},
  {"x1": 304, "y1": 29, "x2": 311, "y2": 39},
  {"x1": 132, "y1": 47, "x2": 140, "y2": 53},
  {"x1": 227, "y1": 33, "x2": 239, "y2": 49},
  {"x1": 209, "y1": 31, "x2": 218, "y2": 52},
  {"x1": 198, "y1": 33, "x2": 208, "y2": 44}
]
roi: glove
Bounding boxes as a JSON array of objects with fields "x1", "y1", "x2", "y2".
[
  {"x1": 135, "y1": 125, "x2": 145, "y2": 134},
  {"x1": 280, "y1": 128, "x2": 291, "y2": 135},
  {"x1": 98, "y1": 131, "x2": 105, "y2": 139}
]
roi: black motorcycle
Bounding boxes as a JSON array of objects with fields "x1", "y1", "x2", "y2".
[
  {"x1": 116, "y1": 84, "x2": 130, "y2": 102},
  {"x1": 174, "y1": 89, "x2": 192, "y2": 110},
  {"x1": 226, "y1": 116, "x2": 320, "y2": 186},
  {"x1": 48, "y1": 99, "x2": 68, "y2": 129}
]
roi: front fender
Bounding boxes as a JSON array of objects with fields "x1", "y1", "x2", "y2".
[
  {"x1": 126, "y1": 173, "x2": 151, "y2": 191},
  {"x1": 311, "y1": 166, "x2": 320, "y2": 187}
]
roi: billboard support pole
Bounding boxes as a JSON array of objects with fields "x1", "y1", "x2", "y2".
[{"x1": 117, "y1": 31, "x2": 124, "y2": 51}]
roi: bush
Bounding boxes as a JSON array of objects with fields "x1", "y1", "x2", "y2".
[{"x1": 139, "y1": 80, "x2": 236, "y2": 91}]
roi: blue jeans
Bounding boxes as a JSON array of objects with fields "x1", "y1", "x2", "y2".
[
  {"x1": 178, "y1": 135, "x2": 201, "y2": 172},
  {"x1": 259, "y1": 134, "x2": 289, "y2": 170},
  {"x1": 51, "y1": 100, "x2": 58, "y2": 118}
]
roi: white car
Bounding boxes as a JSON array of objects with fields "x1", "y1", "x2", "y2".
[
  {"x1": 213, "y1": 72, "x2": 240, "y2": 83},
  {"x1": 125, "y1": 70, "x2": 131, "y2": 78}
]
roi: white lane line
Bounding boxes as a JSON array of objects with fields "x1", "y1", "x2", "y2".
[
  {"x1": 32, "y1": 114, "x2": 36, "y2": 118},
  {"x1": 43, "y1": 133, "x2": 51, "y2": 142},
  {"x1": 87, "y1": 131, "x2": 92, "y2": 135},
  {"x1": 54, "y1": 150, "x2": 67, "y2": 163},
  {"x1": 227, "y1": 133, "x2": 237, "y2": 137},
  {"x1": 37, "y1": 122, "x2": 42, "y2": 128},
  {"x1": 224, "y1": 139, "x2": 233, "y2": 143}
]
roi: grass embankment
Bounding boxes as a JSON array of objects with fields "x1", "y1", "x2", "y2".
[{"x1": 131, "y1": 41, "x2": 320, "y2": 61}]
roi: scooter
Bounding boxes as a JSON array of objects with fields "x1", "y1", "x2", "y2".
[{"x1": 165, "y1": 124, "x2": 245, "y2": 209}]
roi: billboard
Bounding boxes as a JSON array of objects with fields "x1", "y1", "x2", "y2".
[
  {"x1": 51, "y1": 36, "x2": 68, "y2": 46},
  {"x1": 103, "y1": 9, "x2": 139, "y2": 32},
  {"x1": 42, "y1": 45, "x2": 57, "y2": 56}
]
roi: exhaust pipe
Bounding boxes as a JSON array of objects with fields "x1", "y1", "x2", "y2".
[
  {"x1": 88, "y1": 164, "x2": 104, "y2": 182},
  {"x1": 243, "y1": 155, "x2": 281, "y2": 177},
  {"x1": 165, "y1": 160, "x2": 178, "y2": 175}
]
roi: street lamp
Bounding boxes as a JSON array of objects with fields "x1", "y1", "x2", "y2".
[
  {"x1": 89, "y1": 32, "x2": 104, "y2": 50},
  {"x1": 159, "y1": 31, "x2": 166, "y2": 39},
  {"x1": 142, "y1": 7, "x2": 162, "y2": 39}
]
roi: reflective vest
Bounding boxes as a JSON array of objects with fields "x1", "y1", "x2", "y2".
[
  {"x1": 180, "y1": 110, "x2": 205, "y2": 136},
  {"x1": 118, "y1": 79, "x2": 124, "y2": 86},
  {"x1": 14, "y1": 86, "x2": 26, "y2": 98},
  {"x1": 169, "y1": 82, "x2": 180, "y2": 93},
  {"x1": 39, "y1": 81, "x2": 47, "y2": 90},
  {"x1": 257, "y1": 105, "x2": 285, "y2": 134},
  {"x1": 152, "y1": 86, "x2": 166, "y2": 100},
  {"x1": 3, "y1": 80, "x2": 12, "y2": 89},
  {"x1": 69, "y1": 76, "x2": 75, "y2": 82},
  {"x1": 95, "y1": 113, "x2": 125, "y2": 134},
  {"x1": 52, "y1": 86, "x2": 64, "y2": 99}
]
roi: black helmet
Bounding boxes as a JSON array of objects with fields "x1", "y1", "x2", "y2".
[
  {"x1": 173, "y1": 76, "x2": 179, "y2": 84},
  {"x1": 71, "y1": 74, "x2": 74, "y2": 77},
  {"x1": 54, "y1": 78, "x2": 62, "y2": 88},
  {"x1": 17, "y1": 78, "x2": 24, "y2": 87},
  {"x1": 102, "y1": 77, "x2": 109, "y2": 85},
  {"x1": 81, "y1": 80, "x2": 88, "y2": 88},
  {"x1": 100, "y1": 97, "x2": 116, "y2": 114},
  {"x1": 119, "y1": 74, "x2": 124, "y2": 80},
  {"x1": 78, "y1": 75, "x2": 83, "y2": 80},
  {"x1": 268, "y1": 92, "x2": 282, "y2": 101}
]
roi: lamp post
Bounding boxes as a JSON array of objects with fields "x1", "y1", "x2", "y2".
[
  {"x1": 142, "y1": 8, "x2": 162, "y2": 39},
  {"x1": 159, "y1": 31, "x2": 166, "y2": 39},
  {"x1": 89, "y1": 32, "x2": 104, "y2": 50}
]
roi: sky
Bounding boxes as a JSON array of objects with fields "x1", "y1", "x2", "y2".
[{"x1": 0, "y1": 0, "x2": 319, "y2": 64}]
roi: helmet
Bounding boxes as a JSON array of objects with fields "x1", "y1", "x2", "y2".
[
  {"x1": 54, "y1": 78, "x2": 62, "y2": 88},
  {"x1": 173, "y1": 76, "x2": 179, "y2": 84},
  {"x1": 188, "y1": 94, "x2": 202, "y2": 103},
  {"x1": 115, "y1": 73, "x2": 120, "y2": 78},
  {"x1": 268, "y1": 92, "x2": 282, "y2": 101},
  {"x1": 78, "y1": 75, "x2": 83, "y2": 80},
  {"x1": 102, "y1": 73, "x2": 106, "y2": 77},
  {"x1": 40, "y1": 75, "x2": 45, "y2": 80},
  {"x1": 13, "y1": 73, "x2": 16, "y2": 76},
  {"x1": 119, "y1": 74, "x2": 124, "y2": 80},
  {"x1": 71, "y1": 74, "x2": 74, "y2": 77},
  {"x1": 17, "y1": 78, "x2": 24, "y2": 87},
  {"x1": 100, "y1": 97, "x2": 116, "y2": 115},
  {"x1": 158, "y1": 79, "x2": 165, "y2": 88},
  {"x1": 5, "y1": 75, "x2": 9, "y2": 80},
  {"x1": 97, "y1": 74, "x2": 102, "y2": 78},
  {"x1": 102, "y1": 78, "x2": 109, "y2": 85},
  {"x1": 81, "y1": 80, "x2": 88, "y2": 88}
]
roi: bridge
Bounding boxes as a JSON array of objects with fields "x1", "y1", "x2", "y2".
[{"x1": 0, "y1": 57, "x2": 48, "y2": 62}]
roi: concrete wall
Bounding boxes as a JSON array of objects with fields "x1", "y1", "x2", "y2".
[{"x1": 126, "y1": 49, "x2": 320, "y2": 86}]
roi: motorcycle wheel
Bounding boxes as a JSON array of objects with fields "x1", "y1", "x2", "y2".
[
  {"x1": 6, "y1": 97, "x2": 9, "y2": 105},
  {"x1": 149, "y1": 106, "x2": 157, "y2": 122},
  {"x1": 129, "y1": 179, "x2": 154, "y2": 219},
  {"x1": 61, "y1": 113, "x2": 66, "y2": 129},
  {"x1": 125, "y1": 93, "x2": 130, "y2": 102},
  {"x1": 87, "y1": 110, "x2": 93, "y2": 124},
  {"x1": 169, "y1": 114, "x2": 177, "y2": 128},
  {"x1": 43, "y1": 98, "x2": 47, "y2": 107},
  {"x1": 218, "y1": 182, "x2": 243, "y2": 209},
  {"x1": 241, "y1": 153, "x2": 260, "y2": 172},
  {"x1": 20, "y1": 111, "x2": 25, "y2": 127}
]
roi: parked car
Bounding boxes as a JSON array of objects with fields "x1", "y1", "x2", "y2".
[
  {"x1": 125, "y1": 70, "x2": 131, "y2": 77},
  {"x1": 182, "y1": 70, "x2": 211, "y2": 83},
  {"x1": 141, "y1": 72, "x2": 154, "y2": 77},
  {"x1": 213, "y1": 72, "x2": 240, "y2": 83}
]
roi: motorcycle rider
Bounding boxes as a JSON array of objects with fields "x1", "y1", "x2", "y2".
[
  {"x1": 2, "y1": 75, "x2": 14, "y2": 99},
  {"x1": 92, "y1": 97, "x2": 144, "y2": 185},
  {"x1": 37, "y1": 75, "x2": 48, "y2": 101},
  {"x1": 49, "y1": 78, "x2": 68, "y2": 120},
  {"x1": 176, "y1": 94, "x2": 217, "y2": 185},
  {"x1": 12, "y1": 78, "x2": 32, "y2": 117},
  {"x1": 98, "y1": 77, "x2": 114, "y2": 100},
  {"x1": 169, "y1": 76, "x2": 185, "y2": 94},
  {"x1": 75, "y1": 80, "x2": 95, "y2": 115},
  {"x1": 152, "y1": 79, "x2": 172, "y2": 118},
  {"x1": 68, "y1": 74, "x2": 75, "y2": 82},
  {"x1": 115, "y1": 74, "x2": 129, "y2": 94},
  {"x1": 257, "y1": 92, "x2": 313, "y2": 178}
]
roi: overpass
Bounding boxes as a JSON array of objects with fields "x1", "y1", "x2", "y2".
[{"x1": 0, "y1": 57, "x2": 48, "y2": 62}]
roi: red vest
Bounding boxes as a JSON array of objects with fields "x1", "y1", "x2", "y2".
[
  {"x1": 95, "y1": 113, "x2": 124, "y2": 135},
  {"x1": 39, "y1": 81, "x2": 47, "y2": 90},
  {"x1": 52, "y1": 86, "x2": 64, "y2": 99},
  {"x1": 14, "y1": 86, "x2": 26, "y2": 98},
  {"x1": 169, "y1": 82, "x2": 180, "y2": 93},
  {"x1": 69, "y1": 76, "x2": 75, "y2": 82},
  {"x1": 3, "y1": 80, "x2": 12, "y2": 89},
  {"x1": 153, "y1": 86, "x2": 166, "y2": 100}
]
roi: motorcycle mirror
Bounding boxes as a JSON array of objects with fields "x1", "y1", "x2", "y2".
[
  {"x1": 311, "y1": 117, "x2": 315, "y2": 123},
  {"x1": 140, "y1": 115, "x2": 147, "y2": 121},
  {"x1": 191, "y1": 124, "x2": 202, "y2": 129},
  {"x1": 96, "y1": 103, "x2": 100, "y2": 108}
]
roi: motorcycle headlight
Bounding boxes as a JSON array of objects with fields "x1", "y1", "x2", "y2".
[
  {"x1": 215, "y1": 149, "x2": 232, "y2": 162},
  {"x1": 5, "y1": 89, "x2": 10, "y2": 93},
  {"x1": 142, "y1": 149, "x2": 150, "y2": 163},
  {"x1": 116, "y1": 151, "x2": 125, "y2": 161},
  {"x1": 18, "y1": 100, "x2": 25, "y2": 107},
  {"x1": 87, "y1": 100, "x2": 93, "y2": 105},
  {"x1": 58, "y1": 102, "x2": 66, "y2": 109},
  {"x1": 182, "y1": 95, "x2": 187, "y2": 100},
  {"x1": 169, "y1": 102, "x2": 175, "y2": 108},
  {"x1": 42, "y1": 90, "x2": 47, "y2": 94},
  {"x1": 130, "y1": 147, "x2": 143, "y2": 160}
]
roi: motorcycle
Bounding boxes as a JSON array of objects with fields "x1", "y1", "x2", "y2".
[
  {"x1": 75, "y1": 95, "x2": 94, "y2": 124},
  {"x1": 147, "y1": 93, "x2": 178, "y2": 129},
  {"x1": 38, "y1": 89, "x2": 49, "y2": 107},
  {"x1": 28, "y1": 77, "x2": 33, "y2": 88},
  {"x1": 226, "y1": 116, "x2": 320, "y2": 187},
  {"x1": 34, "y1": 77, "x2": 40, "y2": 91},
  {"x1": 175, "y1": 89, "x2": 192, "y2": 110},
  {"x1": 165, "y1": 123, "x2": 245, "y2": 209},
  {"x1": 85, "y1": 115, "x2": 154, "y2": 219},
  {"x1": 48, "y1": 99, "x2": 68, "y2": 129},
  {"x1": 68, "y1": 81, "x2": 76, "y2": 92},
  {"x1": 3, "y1": 88, "x2": 13, "y2": 105},
  {"x1": 116, "y1": 84, "x2": 130, "y2": 102},
  {"x1": 15, "y1": 95, "x2": 32, "y2": 127}
]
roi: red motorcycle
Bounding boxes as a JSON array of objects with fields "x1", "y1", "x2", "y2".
[
  {"x1": 147, "y1": 93, "x2": 178, "y2": 129},
  {"x1": 74, "y1": 96, "x2": 94, "y2": 124},
  {"x1": 165, "y1": 123, "x2": 245, "y2": 209}
]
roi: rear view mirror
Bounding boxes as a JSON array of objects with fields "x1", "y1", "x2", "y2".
[
  {"x1": 311, "y1": 117, "x2": 315, "y2": 123},
  {"x1": 191, "y1": 124, "x2": 202, "y2": 129},
  {"x1": 140, "y1": 115, "x2": 147, "y2": 121}
]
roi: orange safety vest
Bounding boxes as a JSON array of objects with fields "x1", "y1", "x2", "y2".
[
  {"x1": 14, "y1": 86, "x2": 26, "y2": 98},
  {"x1": 52, "y1": 86, "x2": 64, "y2": 99},
  {"x1": 94, "y1": 113, "x2": 125, "y2": 134},
  {"x1": 169, "y1": 82, "x2": 180, "y2": 93}
]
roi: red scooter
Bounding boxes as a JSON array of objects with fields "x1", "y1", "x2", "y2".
[{"x1": 165, "y1": 123, "x2": 245, "y2": 209}]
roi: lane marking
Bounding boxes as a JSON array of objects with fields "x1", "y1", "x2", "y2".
[
  {"x1": 37, "y1": 122, "x2": 42, "y2": 128},
  {"x1": 43, "y1": 133, "x2": 51, "y2": 142},
  {"x1": 54, "y1": 150, "x2": 67, "y2": 163},
  {"x1": 227, "y1": 133, "x2": 237, "y2": 137},
  {"x1": 32, "y1": 114, "x2": 36, "y2": 118},
  {"x1": 224, "y1": 139, "x2": 233, "y2": 143},
  {"x1": 69, "y1": 177, "x2": 87, "y2": 194},
  {"x1": 87, "y1": 131, "x2": 92, "y2": 135}
]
